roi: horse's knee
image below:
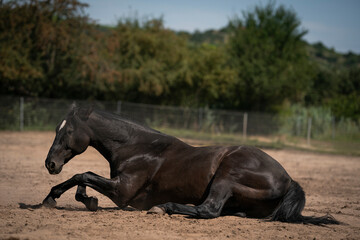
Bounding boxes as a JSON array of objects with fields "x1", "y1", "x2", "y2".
[
  {"x1": 73, "y1": 172, "x2": 93, "y2": 183},
  {"x1": 85, "y1": 171, "x2": 96, "y2": 176},
  {"x1": 73, "y1": 173, "x2": 83, "y2": 182}
]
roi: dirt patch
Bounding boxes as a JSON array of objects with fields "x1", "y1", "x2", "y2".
[{"x1": 0, "y1": 131, "x2": 359, "y2": 239}]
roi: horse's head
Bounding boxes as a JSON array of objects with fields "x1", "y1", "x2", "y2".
[{"x1": 45, "y1": 105, "x2": 93, "y2": 174}]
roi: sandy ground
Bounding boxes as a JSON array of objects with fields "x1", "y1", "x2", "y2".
[{"x1": 0, "y1": 131, "x2": 359, "y2": 240}]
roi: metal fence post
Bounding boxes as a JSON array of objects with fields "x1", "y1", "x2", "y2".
[
  {"x1": 296, "y1": 116, "x2": 301, "y2": 136},
  {"x1": 243, "y1": 112, "x2": 248, "y2": 140},
  {"x1": 19, "y1": 97, "x2": 24, "y2": 131},
  {"x1": 198, "y1": 108, "x2": 203, "y2": 130},
  {"x1": 117, "y1": 101, "x2": 122, "y2": 114},
  {"x1": 332, "y1": 117, "x2": 336, "y2": 139},
  {"x1": 307, "y1": 117, "x2": 312, "y2": 145}
]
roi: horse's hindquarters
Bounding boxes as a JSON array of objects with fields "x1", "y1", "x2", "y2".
[{"x1": 212, "y1": 146, "x2": 291, "y2": 217}]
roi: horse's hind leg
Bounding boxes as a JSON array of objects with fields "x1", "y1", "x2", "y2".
[
  {"x1": 75, "y1": 185, "x2": 98, "y2": 211},
  {"x1": 149, "y1": 179, "x2": 233, "y2": 219}
]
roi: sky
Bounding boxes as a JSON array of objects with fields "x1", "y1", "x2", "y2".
[{"x1": 82, "y1": 0, "x2": 360, "y2": 54}]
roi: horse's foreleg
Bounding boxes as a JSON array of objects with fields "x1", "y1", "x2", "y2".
[
  {"x1": 75, "y1": 185, "x2": 98, "y2": 211},
  {"x1": 42, "y1": 171, "x2": 120, "y2": 210}
]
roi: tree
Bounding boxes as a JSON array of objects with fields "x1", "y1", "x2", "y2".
[
  {"x1": 227, "y1": 1, "x2": 314, "y2": 111},
  {"x1": 0, "y1": 0, "x2": 92, "y2": 97},
  {"x1": 330, "y1": 67, "x2": 360, "y2": 120},
  {"x1": 107, "y1": 18, "x2": 191, "y2": 104},
  {"x1": 184, "y1": 43, "x2": 236, "y2": 108}
]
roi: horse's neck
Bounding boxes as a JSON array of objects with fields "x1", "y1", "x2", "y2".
[{"x1": 88, "y1": 113, "x2": 162, "y2": 163}]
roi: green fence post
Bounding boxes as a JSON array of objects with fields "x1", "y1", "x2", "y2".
[
  {"x1": 243, "y1": 113, "x2": 248, "y2": 140},
  {"x1": 307, "y1": 117, "x2": 312, "y2": 145},
  {"x1": 19, "y1": 97, "x2": 24, "y2": 131}
]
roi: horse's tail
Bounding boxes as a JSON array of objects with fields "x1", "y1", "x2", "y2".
[{"x1": 269, "y1": 180, "x2": 339, "y2": 225}]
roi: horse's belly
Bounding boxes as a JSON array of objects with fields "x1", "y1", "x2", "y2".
[{"x1": 128, "y1": 184, "x2": 206, "y2": 210}]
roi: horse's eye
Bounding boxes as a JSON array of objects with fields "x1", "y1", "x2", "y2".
[{"x1": 67, "y1": 129, "x2": 73, "y2": 135}]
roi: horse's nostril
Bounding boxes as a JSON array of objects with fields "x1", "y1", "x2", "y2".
[{"x1": 49, "y1": 162, "x2": 55, "y2": 170}]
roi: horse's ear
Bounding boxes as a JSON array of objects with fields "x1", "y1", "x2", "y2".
[
  {"x1": 69, "y1": 103, "x2": 93, "y2": 121},
  {"x1": 77, "y1": 106, "x2": 93, "y2": 121},
  {"x1": 70, "y1": 102, "x2": 77, "y2": 111}
]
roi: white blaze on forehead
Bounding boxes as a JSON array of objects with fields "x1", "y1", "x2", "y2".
[{"x1": 59, "y1": 120, "x2": 66, "y2": 131}]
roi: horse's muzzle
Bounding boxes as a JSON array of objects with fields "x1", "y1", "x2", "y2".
[{"x1": 45, "y1": 160, "x2": 63, "y2": 175}]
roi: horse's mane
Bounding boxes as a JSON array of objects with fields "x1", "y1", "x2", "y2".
[
  {"x1": 67, "y1": 103, "x2": 162, "y2": 136},
  {"x1": 92, "y1": 108, "x2": 161, "y2": 134}
]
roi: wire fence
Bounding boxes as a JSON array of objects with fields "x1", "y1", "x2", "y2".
[{"x1": 0, "y1": 95, "x2": 359, "y2": 146}]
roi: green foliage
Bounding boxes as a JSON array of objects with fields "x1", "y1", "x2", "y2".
[
  {"x1": 305, "y1": 44, "x2": 360, "y2": 121},
  {"x1": 0, "y1": 0, "x2": 359, "y2": 121},
  {"x1": 0, "y1": 0, "x2": 91, "y2": 97},
  {"x1": 227, "y1": 1, "x2": 314, "y2": 111},
  {"x1": 0, "y1": 96, "x2": 20, "y2": 130},
  {"x1": 107, "y1": 18, "x2": 191, "y2": 104},
  {"x1": 308, "y1": 42, "x2": 360, "y2": 70},
  {"x1": 188, "y1": 29, "x2": 228, "y2": 46},
  {"x1": 279, "y1": 104, "x2": 334, "y2": 138},
  {"x1": 279, "y1": 104, "x2": 360, "y2": 142},
  {"x1": 305, "y1": 68, "x2": 338, "y2": 105},
  {"x1": 185, "y1": 44, "x2": 237, "y2": 108},
  {"x1": 329, "y1": 68, "x2": 360, "y2": 120}
]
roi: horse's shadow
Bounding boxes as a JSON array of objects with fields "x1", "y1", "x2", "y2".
[
  {"x1": 18, "y1": 202, "x2": 137, "y2": 212},
  {"x1": 19, "y1": 202, "x2": 43, "y2": 210}
]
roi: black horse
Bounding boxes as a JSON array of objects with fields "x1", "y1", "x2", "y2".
[{"x1": 43, "y1": 105, "x2": 338, "y2": 225}]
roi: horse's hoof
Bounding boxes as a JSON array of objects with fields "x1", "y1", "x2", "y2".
[
  {"x1": 85, "y1": 197, "x2": 98, "y2": 211},
  {"x1": 147, "y1": 206, "x2": 165, "y2": 215},
  {"x1": 42, "y1": 196, "x2": 57, "y2": 208}
]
